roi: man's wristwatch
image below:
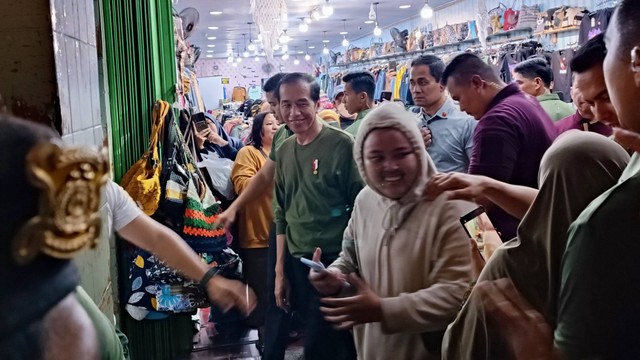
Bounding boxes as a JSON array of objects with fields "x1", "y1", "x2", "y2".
[{"x1": 199, "y1": 267, "x2": 218, "y2": 288}]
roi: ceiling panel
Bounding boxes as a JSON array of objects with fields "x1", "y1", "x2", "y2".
[{"x1": 175, "y1": 0, "x2": 457, "y2": 59}]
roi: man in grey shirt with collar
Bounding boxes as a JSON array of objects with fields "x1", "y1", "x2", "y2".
[{"x1": 410, "y1": 55, "x2": 476, "y2": 173}]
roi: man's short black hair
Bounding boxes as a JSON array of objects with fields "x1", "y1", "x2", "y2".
[
  {"x1": 410, "y1": 55, "x2": 445, "y2": 83},
  {"x1": 570, "y1": 33, "x2": 606, "y2": 74},
  {"x1": 263, "y1": 73, "x2": 286, "y2": 93},
  {"x1": 513, "y1": 58, "x2": 553, "y2": 88},
  {"x1": 613, "y1": 0, "x2": 640, "y2": 58},
  {"x1": 441, "y1": 53, "x2": 501, "y2": 85},
  {"x1": 275, "y1": 72, "x2": 320, "y2": 102},
  {"x1": 342, "y1": 71, "x2": 376, "y2": 101}
]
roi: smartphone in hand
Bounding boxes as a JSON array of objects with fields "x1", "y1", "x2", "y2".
[
  {"x1": 300, "y1": 257, "x2": 327, "y2": 272},
  {"x1": 460, "y1": 206, "x2": 501, "y2": 260}
]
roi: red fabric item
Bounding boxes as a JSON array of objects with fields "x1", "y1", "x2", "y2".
[{"x1": 503, "y1": 8, "x2": 520, "y2": 31}]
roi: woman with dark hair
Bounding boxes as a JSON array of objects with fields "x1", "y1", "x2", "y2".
[{"x1": 231, "y1": 111, "x2": 279, "y2": 349}]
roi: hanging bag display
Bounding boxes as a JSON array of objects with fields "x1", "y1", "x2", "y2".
[
  {"x1": 516, "y1": 0, "x2": 540, "y2": 30},
  {"x1": 488, "y1": 2, "x2": 507, "y2": 33},
  {"x1": 120, "y1": 100, "x2": 169, "y2": 215},
  {"x1": 502, "y1": 0, "x2": 520, "y2": 31}
]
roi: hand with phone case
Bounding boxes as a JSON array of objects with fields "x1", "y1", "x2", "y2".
[
  {"x1": 460, "y1": 207, "x2": 502, "y2": 262},
  {"x1": 307, "y1": 248, "x2": 348, "y2": 296}
]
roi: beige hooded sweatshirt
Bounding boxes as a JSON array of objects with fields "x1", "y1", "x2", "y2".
[{"x1": 328, "y1": 103, "x2": 473, "y2": 360}]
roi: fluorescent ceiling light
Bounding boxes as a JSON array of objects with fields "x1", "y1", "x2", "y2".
[
  {"x1": 364, "y1": 20, "x2": 374, "y2": 24},
  {"x1": 308, "y1": 46, "x2": 315, "y2": 49},
  {"x1": 207, "y1": 50, "x2": 214, "y2": 53},
  {"x1": 206, "y1": 55, "x2": 213, "y2": 58},
  {"x1": 208, "y1": 26, "x2": 219, "y2": 30},
  {"x1": 322, "y1": 39, "x2": 330, "y2": 43},
  {"x1": 340, "y1": 31, "x2": 348, "y2": 35},
  {"x1": 207, "y1": 44, "x2": 216, "y2": 47},
  {"x1": 297, "y1": 51, "x2": 304, "y2": 54},
  {"x1": 399, "y1": 5, "x2": 411, "y2": 9},
  {"x1": 207, "y1": 36, "x2": 216, "y2": 40},
  {"x1": 210, "y1": 11, "x2": 222, "y2": 15}
]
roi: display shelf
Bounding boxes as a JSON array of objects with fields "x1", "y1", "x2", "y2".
[
  {"x1": 485, "y1": 27, "x2": 534, "y2": 42},
  {"x1": 328, "y1": 38, "x2": 480, "y2": 70},
  {"x1": 327, "y1": 28, "x2": 538, "y2": 71},
  {"x1": 534, "y1": 26, "x2": 580, "y2": 36}
]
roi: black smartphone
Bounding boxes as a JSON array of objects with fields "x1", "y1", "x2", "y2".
[
  {"x1": 381, "y1": 91, "x2": 392, "y2": 101},
  {"x1": 193, "y1": 113, "x2": 209, "y2": 132},
  {"x1": 460, "y1": 206, "x2": 500, "y2": 258},
  {"x1": 389, "y1": 60, "x2": 397, "y2": 70}
]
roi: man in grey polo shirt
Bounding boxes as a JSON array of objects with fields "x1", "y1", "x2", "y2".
[{"x1": 410, "y1": 55, "x2": 476, "y2": 173}]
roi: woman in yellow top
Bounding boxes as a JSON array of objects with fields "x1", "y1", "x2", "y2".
[{"x1": 231, "y1": 111, "x2": 279, "y2": 346}]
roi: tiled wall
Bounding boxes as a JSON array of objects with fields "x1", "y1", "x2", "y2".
[
  {"x1": 0, "y1": 0, "x2": 114, "y2": 321},
  {"x1": 50, "y1": 0, "x2": 115, "y2": 319}
]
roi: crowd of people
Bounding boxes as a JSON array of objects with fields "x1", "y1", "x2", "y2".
[{"x1": 3, "y1": 2, "x2": 640, "y2": 359}]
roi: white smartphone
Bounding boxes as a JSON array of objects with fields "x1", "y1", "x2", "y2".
[{"x1": 300, "y1": 257, "x2": 327, "y2": 272}]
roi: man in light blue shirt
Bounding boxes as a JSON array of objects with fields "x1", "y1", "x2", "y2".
[{"x1": 409, "y1": 55, "x2": 477, "y2": 173}]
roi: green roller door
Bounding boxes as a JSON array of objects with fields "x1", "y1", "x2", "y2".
[{"x1": 101, "y1": 1, "x2": 193, "y2": 359}]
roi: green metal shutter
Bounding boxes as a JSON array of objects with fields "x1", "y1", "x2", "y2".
[
  {"x1": 101, "y1": 1, "x2": 193, "y2": 360},
  {"x1": 102, "y1": 0, "x2": 176, "y2": 182}
]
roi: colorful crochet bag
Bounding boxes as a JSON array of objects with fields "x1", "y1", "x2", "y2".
[{"x1": 181, "y1": 173, "x2": 227, "y2": 253}]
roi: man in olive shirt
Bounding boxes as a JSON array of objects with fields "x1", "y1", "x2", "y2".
[
  {"x1": 273, "y1": 72, "x2": 362, "y2": 360},
  {"x1": 342, "y1": 71, "x2": 375, "y2": 137},
  {"x1": 512, "y1": 58, "x2": 575, "y2": 122},
  {"x1": 554, "y1": 8, "x2": 640, "y2": 359},
  {"x1": 473, "y1": 9, "x2": 640, "y2": 359}
]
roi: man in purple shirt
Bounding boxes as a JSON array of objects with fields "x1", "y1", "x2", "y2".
[{"x1": 441, "y1": 53, "x2": 557, "y2": 240}]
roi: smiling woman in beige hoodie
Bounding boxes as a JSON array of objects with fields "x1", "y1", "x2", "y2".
[{"x1": 309, "y1": 102, "x2": 473, "y2": 360}]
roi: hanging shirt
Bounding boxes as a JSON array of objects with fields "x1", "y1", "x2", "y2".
[
  {"x1": 578, "y1": 8, "x2": 613, "y2": 45},
  {"x1": 231, "y1": 86, "x2": 247, "y2": 102},
  {"x1": 551, "y1": 49, "x2": 575, "y2": 102},
  {"x1": 374, "y1": 69, "x2": 386, "y2": 101},
  {"x1": 393, "y1": 66, "x2": 406, "y2": 99},
  {"x1": 412, "y1": 98, "x2": 477, "y2": 173},
  {"x1": 247, "y1": 86, "x2": 262, "y2": 100}
]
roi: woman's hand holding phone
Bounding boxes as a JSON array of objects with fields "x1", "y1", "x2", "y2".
[{"x1": 307, "y1": 248, "x2": 347, "y2": 296}]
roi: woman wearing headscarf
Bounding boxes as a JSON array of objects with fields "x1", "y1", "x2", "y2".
[
  {"x1": 441, "y1": 131, "x2": 630, "y2": 359},
  {"x1": 309, "y1": 102, "x2": 473, "y2": 359}
]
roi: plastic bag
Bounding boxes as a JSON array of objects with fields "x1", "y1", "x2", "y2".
[{"x1": 197, "y1": 153, "x2": 235, "y2": 200}]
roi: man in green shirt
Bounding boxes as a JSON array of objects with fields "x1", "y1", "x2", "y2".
[
  {"x1": 471, "y1": 11, "x2": 640, "y2": 359},
  {"x1": 552, "y1": 9, "x2": 640, "y2": 359},
  {"x1": 342, "y1": 71, "x2": 375, "y2": 137},
  {"x1": 273, "y1": 72, "x2": 362, "y2": 360},
  {"x1": 513, "y1": 58, "x2": 575, "y2": 122}
]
